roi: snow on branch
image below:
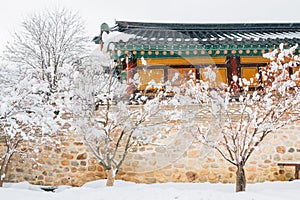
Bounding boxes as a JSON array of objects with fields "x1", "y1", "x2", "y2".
[{"x1": 190, "y1": 44, "x2": 300, "y2": 191}]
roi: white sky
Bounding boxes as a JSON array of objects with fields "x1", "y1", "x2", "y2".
[{"x1": 0, "y1": 0, "x2": 300, "y2": 53}]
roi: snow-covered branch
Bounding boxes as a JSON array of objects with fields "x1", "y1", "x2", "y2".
[{"x1": 191, "y1": 44, "x2": 300, "y2": 192}]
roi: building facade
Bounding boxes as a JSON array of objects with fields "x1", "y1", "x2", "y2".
[{"x1": 93, "y1": 21, "x2": 300, "y2": 93}]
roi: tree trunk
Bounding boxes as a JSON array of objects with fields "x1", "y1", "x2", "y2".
[
  {"x1": 0, "y1": 151, "x2": 14, "y2": 188},
  {"x1": 236, "y1": 164, "x2": 246, "y2": 192},
  {"x1": 106, "y1": 169, "x2": 115, "y2": 187},
  {"x1": 0, "y1": 156, "x2": 8, "y2": 188},
  {"x1": 0, "y1": 161, "x2": 7, "y2": 187},
  {"x1": 0, "y1": 178, "x2": 3, "y2": 187}
]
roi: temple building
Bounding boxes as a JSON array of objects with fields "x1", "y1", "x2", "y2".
[{"x1": 93, "y1": 21, "x2": 300, "y2": 93}]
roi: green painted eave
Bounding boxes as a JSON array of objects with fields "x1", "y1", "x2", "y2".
[{"x1": 107, "y1": 42, "x2": 299, "y2": 59}]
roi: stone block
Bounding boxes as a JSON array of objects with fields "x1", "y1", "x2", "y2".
[
  {"x1": 62, "y1": 142, "x2": 70, "y2": 147},
  {"x1": 37, "y1": 181, "x2": 44, "y2": 185},
  {"x1": 134, "y1": 154, "x2": 143, "y2": 160},
  {"x1": 295, "y1": 141, "x2": 300, "y2": 149},
  {"x1": 37, "y1": 159, "x2": 45, "y2": 165},
  {"x1": 148, "y1": 159, "x2": 156, "y2": 165},
  {"x1": 88, "y1": 158, "x2": 97, "y2": 165},
  {"x1": 285, "y1": 172, "x2": 293, "y2": 179},
  {"x1": 188, "y1": 159, "x2": 196, "y2": 166},
  {"x1": 258, "y1": 164, "x2": 268, "y2": 169},
  {"x1": 276, "y1": 146, "x2": 286, "y2": 154},
  {"x1": 61, "y1": 178, "x2": 69, "y2": 185},
  {"x1": 210, "y1": 163, "x2": 219, "y2": 168},
  {"x1": 175, "y1": 140, "x2": 181, "y2": 146},
  {"x1": 246, "y1": 166, "x2": 257, "y2": 172},
  {"x1": 282, "y1": 154, "x2": 293, "y2": 161},
  {"x1": 155, "y1": 147, "x2": 166, "y2": 153},
  {"x1": 187, "y1": 150, "x2": 201, "y2": 158},
  {"x1": 45, "y1": 177, "x2": 54, "y2": 183},
  {"x1": 202, "y1": 163, "x2": 209, "y2": 169},
  {"x1": 74, "y1": 142, "x2": 84, "y2": 146},
  {"x1": 146, "y1": 178, "x2": 156, "y2": 183},
  {"x1": 139, "y1": 147, "x2": 145, "y2": 152},
  {"x1": 186, "y1": 171, "x2": 199, "y2": 182},
  {"x1": 228, "y1": 166, "x2": 236, "y2": 172},
  {"x1": 71, "y1": 161, "x2": 79, "y2": 167},
  {"x1": 61, "y1": 113, "x2": 72, "y2": 120},
  {"x1": 62, "y1": 123, "x2": 71, "y2": 130},
  {"x1": 78, "y1": 167, "x2": 86, "y2": 172},
  {"x1": 206, "y1": 157, "x2": 215, "y2": 163},
  {"x1": 273, "y1": 154, "x2": 281, "y2": 161},
  {"x1": 174, "y1": 163, "x2": 185, "y2": 168},
  {"x1": 199, "y1": 169, "x2": 209, "y2": 176},
  {"x1": 24, "y1": 175, "x2": 35, "y2": 181},
  {"x1": 198, "y1": 176, "x2": 208, "y2": 182},
  {"x1": 288, "y1": 147, "x2": 295, "y2": 153},
  {"x1": 88, "y1": 166, "x2": 96, "y2": 171},
  {"x1": 77, "y1": 153, "x2": 87, "y2": 160},
  {"x1": 44, "y1": 146, "x2": 53, "y2": 151},
  {"x1": 61, "y1": 160, "x2": 70, "y2": 166},
  {"x1": 97, "y1": 166, "x2": 104, "y2": 172},
  {"x1": 163, "y1": 171, "x2": 172, "y2": 176},
  {"x1": 61, "y1": 153, "x2": 68, "y2": 158},
  {"x1": 71, "y1": 167, "x2": 77, "y2": 173},
  {"x1": 247, "y1": 173, "x2": 257, "y2": 181},
  {"x1": 132, "y1": 161, "x2": 139, "y2": 167},
  {"x1": 16, "y1": 168, "x2": 24, "y2": 172},
  {"x1": 63, "y1": 167, "x2": 70, "y2": 172},
  {"x1": 47, "y1": 158, "x2": 59, "y2": 165},
  {"x1": 208, "y1": 173, "x2": 217, "y2": 181}
]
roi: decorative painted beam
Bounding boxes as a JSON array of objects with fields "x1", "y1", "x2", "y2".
[{"x1": 136, "y1": 57, "x2": 227, "y2": 66}]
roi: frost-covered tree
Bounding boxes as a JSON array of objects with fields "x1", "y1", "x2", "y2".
[
  {"x1": 192, "y1": 44, "x2": 300, "y2": 192},
  {"x1": 74, "y1": 58, "x2": 183, "y2": 186},
  {"x1": 73, "y1": 32, "x2": 185, "y2": 186},
  {"x1": 0, "y1": 7, "x2": 87, "y2": 187},
  {"x1": 4, "y1": 7, "x2": 88, "y2": 92},
  {"x1": 0, "y1": 65, "x2": 74, "y2": 187}
]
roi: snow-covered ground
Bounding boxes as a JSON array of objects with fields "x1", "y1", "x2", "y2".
[{"x1": 1, "y1": 180, "x2": 300, "y2": 200}]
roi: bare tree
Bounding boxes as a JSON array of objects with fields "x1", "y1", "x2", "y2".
[
  {"x1": 5, "y1": 7, "x2": 88, "y2": 92},
  {"x1": 192, "y1": 44, "x2": 300, "y2": 192}
]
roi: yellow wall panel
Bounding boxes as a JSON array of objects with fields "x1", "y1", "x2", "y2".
[
  {"x1": 136, "y1": 69, "x2": 164, "y2": 90},
  {"x1": 199, "y1": 67, "x2": 228, "y2": 87},
  {"x1": 241, "y1": 67, "x2": 259, "y2": 87},
  {"x1": 168, "y1": 68, "x2": 196, "y2": 86}
]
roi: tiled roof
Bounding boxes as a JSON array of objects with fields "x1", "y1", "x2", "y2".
[
  {"x1": 94, "y1": 21, "x2": 300, "y2": 57},
  {"x1": 113, "y1": 21, "x2": 300, "y2": 44}
]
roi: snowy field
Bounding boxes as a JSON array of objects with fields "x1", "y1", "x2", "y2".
[{"x1": 1, "y1": 180, "x2": 300, "y2": 200}]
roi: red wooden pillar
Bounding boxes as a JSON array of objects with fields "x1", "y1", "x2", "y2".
[
  {"x1": 126, "y1": 57, "x2": 136, "y2": 96},
  {"x1": 227, "y1": 56, "x2": 240, "y2": 93}
]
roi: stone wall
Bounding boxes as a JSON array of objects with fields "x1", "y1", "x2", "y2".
[
  {"x1": 117, "y1": 123, "x2": 300, "y2": 184},
  {"x1": 1, "y1": 135, "x2": 107, "y2": 186},
  {"x1": 1, "y1": 105, "x2": 300, "y2": 186}
]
